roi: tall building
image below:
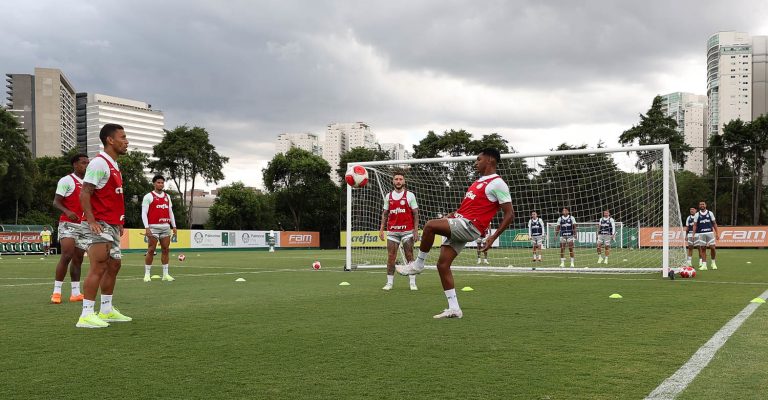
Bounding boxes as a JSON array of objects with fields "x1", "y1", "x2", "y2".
[
  {"x1": 5, "y1": 68, "x2": 77, "y2": 157},
  {"x1": 660, "y1": 92, "x2": 708, "y2": 175},
  {"x1": 323, "y1": 122, "x2": 375, "y2": 183},
  {"x1": 753, "y1": 36, "x2": 768, "y2": 184},
  {"x1": 379, "y1": 142, "x2": 411, "y2": 160},
  {"x1": 78, "y1": 93, "x2": 164, "y2": 159},
  {"x1": 706, "y1": 32, "x2": 753, "y2": 137},
  {"x1": 275, "y1": 132, "x2": 321, "y2": 155}
]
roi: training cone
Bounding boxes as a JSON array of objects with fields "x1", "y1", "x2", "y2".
[
  {"x1": 747, "y1": 261, "x2": 752, "y2": 264},
  {"x1": 461, "y1": 286, "x2": 474, "y2": 292},
  {"x1": 339, "y1": 282, "x2": 351, "y2": 286},
  {"x1": 609, "y1": 293, "x2": 623, "y2": 299},
  {"x1": 235, "y1": 278, "x2": 246, "y2": 282},
  {"x1": 151, "y1": 275, "x2": 161, "y2": 279},
  {"x1": 750, "y1": 298, "x2": 766, "y2": 304}
]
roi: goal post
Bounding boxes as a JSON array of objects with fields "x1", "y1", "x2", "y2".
[{"x1": 343, "y1": 145, "x2": 684, "y2": 276}]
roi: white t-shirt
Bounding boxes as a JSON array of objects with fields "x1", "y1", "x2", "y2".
[
  {"x1": 84, "y1": 151, "x2": 120, "y2": 190},
  {"x1": 476, "y1": 174, "x2": 511, "y2": 204},
  {"x1": 141, "y1": 191, "x2": 176, "y2": 228},
  {"x1": 55, "y1": 174, "x2": 83, "y2": 198},
  {"x1": 382, "y1": 190, "x2": 418, "y2": 210}
]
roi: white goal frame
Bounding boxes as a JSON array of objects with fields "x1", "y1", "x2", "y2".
[{"x1": 345, "y1": 145, "x2": 673, "y2": 277}]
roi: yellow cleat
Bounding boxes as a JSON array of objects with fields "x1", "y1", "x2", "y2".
[
  {"x1": 76, "y1": 313, "x2": 109, "y2": 328},
  {"x1": 98, "y1": 307, "x2": 132, "y2": 322}
]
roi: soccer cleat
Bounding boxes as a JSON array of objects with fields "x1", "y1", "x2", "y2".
[
  {"x1": 570, "y1": 262, "x2": 575, "y2": 268},
  {"x1": 483, "y1": 259, "x2": 489, "y2": 265},
  {"x1": 476, "y1": 258, "x2": 481, "y2": 264},
  {"x1": 396, "y1": 261, "x2": 424, "y2": 276},
  {"x1": 162, "y1": 274, "x2": 175, "y2": 282},
  {"x1": 382, "y1": 283, "x2": 393, "y2": 291},
  {"x1": 668, "y1": 269, "x2": 675, "y2": 280},
  {"x1": 532, "y1": 258, "x2": 537, "y2": 262},
  {"x1": 69, "y1": 294, "x2": 84, "y2": 302},
  {"x1": 98, "y1": 307, "x2": 132, "y2": 322},
  {"x1": 76, "y1": 313, "x2": 109, "y2": 328},
  {"x1": 559, "y1": 261, "x2": 565, "y2": 267},
  {"x1": 410, "y1": 283, "x2": 418, "y2": 291},
  {"x1": 433, "y1": 308, "x2": 463, "y2": 319},
  {"x1": 699, "y1": 265, "x2": 708, "y2": 271},
  {"x1": 143, "y1": 274, "x2": 151, "y2": 282},
  {"x1": 597, "y1": 257, "x2": 603, "y2": 264},
  {"x1": 603, "y1": 259, "x2": 608, "y2": 265},
  {"x1": 50, "y1": 293, "x2": 62, "y2": 304},
  {"x1": 711, "y1": 261, "x2": 718, "y2": 270}
]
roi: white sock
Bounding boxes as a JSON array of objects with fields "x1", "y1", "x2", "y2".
[
  {"x1": 387, "y1": 274, "x2": 394, "y2": 285},
  {"x1": 416, "y1": 250, "x2": 428, "y2": 266},
  {"x1": 686, "y1": 256, "x2": 691, "y2": 262},
  {"x1": 145, "y1": 265, "x2": 151, "y2": 275},
  {"x1": 53, "y1": 280, "x2": 63, "y2": 294},
  {"x1": 560, "y1": 258, "x2": 565, "y2": 262},
  {"x1": 604, "y1": 257, "x2": 608, "y2": 262},
  {"x1": 100, "y1": 294, "x2": 113, "y2": 315},
  {"x1": 570, "y1": 258, "x2": 574, "y2": 264},
  {"x1": 537, "y1": 254, "x2": 542, "y2": 260},
  {"x1": 71, "y1": 281, "x2": 81, "y2": 296},
  {"x1": 409, "y1": 275, "x2": 416, "y2": 285},
  {"x1": 163, "y1": 264, "x2": 169, "y2": 275},
  {"x1": 445, "y1": 289, "x2": 460, "y2": 310},
  {"x1": 81, "y1": 299, "x2": 95, "y2": 317}
]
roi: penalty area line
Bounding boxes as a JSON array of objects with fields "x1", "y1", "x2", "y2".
[{"x1": 644, "y1": 288, "x2": 768, "y2": 400}]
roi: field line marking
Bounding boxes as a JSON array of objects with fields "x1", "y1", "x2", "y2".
[{"x1": 645, "y1": 288, "x2": 768, "y2": 400}]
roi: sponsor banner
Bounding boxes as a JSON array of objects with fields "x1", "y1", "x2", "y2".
[
  {"x1": 0, "y1": 232, "x2": 41, "y2": 243},
  {"x1": 190, "y1": 230, "x2": 290, "y2": 249},
  {"x1": 280, "y1": 231, "x2": 319, "y2": 247},
  {"x1": 340, "y1": 230, "x2": 440, "y2": 248},
  {"x1": 639, "y1": 226, "x2": 768, "y2": 247},
  {"x1": 121, "y1": 229, "x2": 192, "y2": 250}
]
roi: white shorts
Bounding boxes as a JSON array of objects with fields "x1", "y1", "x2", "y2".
[
  {"x1": 597, "y1": 234, "x2": 613, "y2": 246},
  {"x1": 559, "y1": 236, "x2": 575, "y2": 244},
  {"x1": 695, "y1": 232, "x2": 716, "y2": 247},
  {"x1": 686, "y1": 234, "x2": 695, "y2": 247},
  {"x1": 148, "y1": 224, "x2": 173, "y2": 240},
  {"x1": 58, "y1": 221, "x2": 90, "y2": 251},
  {"x1": 83, "y1": 221, "x2": 122, "y2": 260},
  {"x1": 442, "y1": 218, "x2": 481, "y2": 254},
  {"x1": 386, "y1": 231, "x2": 414, "y2": 244},
  {"x1": 530, "y1": 236, "x2": 544, "y2": 246}
]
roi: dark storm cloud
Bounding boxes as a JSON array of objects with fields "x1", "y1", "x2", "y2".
[{"x1": 1, "y1": 0, "x2": 767, "y2": 176}]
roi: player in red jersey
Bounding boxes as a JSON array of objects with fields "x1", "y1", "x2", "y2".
[
  {"x1": 397, "y1": 148, "x2": 514, "y2": 318},
  {"x1": 378, "y1": 172, "x2": 420, "y2": 291},
  {"x1": 76, "y1": 123, "x2": 131, "y2": 328},
  {"x1": 142, "y1": 175, "x2": 178, "y2": 282},
  {"x1": 50, "y1": 153, "x2": 89, "y2": 304}
]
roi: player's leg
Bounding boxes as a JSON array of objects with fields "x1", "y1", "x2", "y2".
[
  {"x1": 697, "y1": 239, "x2": 707, "y2": 270},
  {"x1": 51, "y1": 237, "x2": 75, "y2": 304},
  {"x1": 604, "y1": 244, "x2": 610, "y2": 265},
  {"x1": 568, "y1": 240, "x2": 575, "y2": 267},
  {"x1": 482, "y1": 248, "x2": 489, "y2": 264},
  {"x1": 160, "y1": 235, "x2": 174, "y2": 281},
  {"x1": 596, "y1": 241, "x2": 603, "y2": 264},
  {"x1": 76, "y1": 241, "x2": 110, "y2": 328},
  {"x1": 686, "y1": 241, "x2": 693, "y2": 266},
  {"x1": 383, "y1": 238, "x2": 399, "y2": 290},
  {"x1": 144, "y1": 235, "x2": 158, "y2": 282},
  {"x1": 709, "y1": 242, "x2": 717, "y2": 269},
  {"x1": 68, "y1": 247, "x2": 85, "y2": 301},
  {"x1": 96, "y1": 227, "x2": 131, "y2": 322},
  {"x1": 413, "y1": 218, "x2": 451, "y2": 268},
  {"x1": 434, "y1": 244, "x2": 463, "y2": 318},
  {"x1": 476, "y1": 245, "x2": 482, "y2": 264},
  {"x1": 559, "y1": 239, "x2": 566, "y2": 267},
  {"x1": 401, "y1": 238, "x2": 418, "y2": 290}
]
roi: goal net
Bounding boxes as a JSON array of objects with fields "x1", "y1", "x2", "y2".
[{"x1": 343, "y1": 145, "x2": 685, "y2": 276}]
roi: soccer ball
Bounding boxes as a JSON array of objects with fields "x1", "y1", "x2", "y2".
[
  {"x1": 679, "y1": 266, "x2": 696, "y2": 278},
  {"x1": 312, "y1": 261, "x2": 322, "y2": 270},
  {"x1": 178, "y1": 254, "x2": 186, "y2": 262},
  {"x1": 345, "y1": 165, "x2": 368, "y2": 188}
]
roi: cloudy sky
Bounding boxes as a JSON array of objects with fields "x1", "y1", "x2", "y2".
[{"x1": 2, "y1": 0, "x2": 767, "y2": 187}]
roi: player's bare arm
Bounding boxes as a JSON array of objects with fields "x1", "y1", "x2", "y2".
[
  {"x1": 80, "y1": 182, "x2": 102, "y2": 234},
  {"x1": 481, "y1": 202, "x2": 514, "y2": 252},
  {"x1": 53, "y1": 194, "x2": 78, "y2": 222},
  {"x1": 379, "y1": 209, "x2": 388, "y2": 241},
  {"x1": 412, "y1": 208, "x2": 420, "y2": 242}
]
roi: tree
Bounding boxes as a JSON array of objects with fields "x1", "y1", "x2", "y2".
[
  {"x1": 207, "y1": 182, "x2": 276, "y2": 230},
  {"x1": 30, "y1": 151, "x2": 78, "y2": 220},
  {"x1": 263, "y1": 148, "x2": 338, "y2": 231},
  {"x1": 149, "y1": 125, "x2": 229, "y2": 227},
  {"x1": 0, "y1": 108, "x2": 36, "y2": 223},
  {"x1": 116, "y1": 151, "x2": 153, "y2": 228},
  {"x1": 748, "y1": 114, "x2": 768, "y2": 224},
  {"x1": 336, "y1": 146, "x2": 390, "y2": 184},
  {"x1": 720, "y1": 119, "x2": 751, "y2": 225},
  {"x1": 705, "y1": 133, "x2": 729, "y2": 217}
]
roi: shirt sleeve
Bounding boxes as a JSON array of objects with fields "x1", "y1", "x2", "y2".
[
  {"x1": 141, "y1": 193, "x2": 152, "y2": 228},
  {"x1": 55, "y1": 176, "x2": 74, "y2": 197},
  {"x1": 83, "y1": 158, "x2": 109, "y2": 189},
  {"x1": 486, "y1": 178, "x2": 511, "y2": 204},
  {"x1": 168, "y1": 196, "x2": 176, "y2": 228},
  {"x1": 528, "y1": 220, "x2": 532, "y2": 236},
  {"x1": 611, "y1": 218, "x2": 616, "y2": 234},
  {"x1": 382, "y1": 194, "x2": 388, "y2": 211},
  {"x1": 710, "y1": 212, "x2": 716, "y2": 222},
  {"x1": 408, "y1": 191, "x2": 418, "y2": 209}
]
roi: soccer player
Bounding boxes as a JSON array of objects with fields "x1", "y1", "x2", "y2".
[
  {"x1": 528, "y1": 211, "x2": 545, "y2": 262},
  {"x1": 692, "y1": 201, "x2": 718, "y2": 271},
  {"x1": 475, "y1": 227, "x2": 491, "y2": 265},
  {"x1": 76, "y1": 123, "x2": 131, "y2": 328},
  {"x1": 142, "y1": 175, "x2": 178, "y2": 282},
  {"x1": 50, "y1": 153, "x2": 89, "y2": 304},
  {"x1": 555, "y1": 208, "x2": 577, "y2": 267},
  {"x1": 397, "y1": 148, "x2": 514, "y2": 319},
  {"x1": 684, "y1": 207, "x2": 697, "y2": 267},
  {"x1": 596, "y1": 210, "x2": 616, "y2": 265},
  {"x1": 40, "y1": 226, "x2": 52, "y2": 257},
  {"x1": 378, "y1": 172, "x2": 419, "y2": 291}
]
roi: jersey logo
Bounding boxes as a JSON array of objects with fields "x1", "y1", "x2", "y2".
[
  {"x1": 465, "y1": 191, "x2": 476, "y2": 200},
  {"x1": 476, "y1": 183, "x2": 485, "y2": 189},
  {"x1": 115, "y1": 187, "x2": 124, "y2": 194},
  {"x1": 390, "y1": 208, "x2": 406, "y2": 215},
  {"x1": 155, "y1": 204, "x2": 170, "y2": 209},
  {"x1": 400, "y1": 200, "x2": 405, "y2": 205}
]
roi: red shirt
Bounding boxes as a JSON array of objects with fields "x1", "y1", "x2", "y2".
[
  {"x1": 58, "y1": 174, "x2": 84, "y2": 223},
  {"x1": 386, "y1": 190, "x2": 415, "y2": 232},
  {"x1": 454, "y1": 176, "x2": 501, "y2": 236},
  {"x1": 91, "y1": 154, "x2": 125, "y2": 226},
  {"x1": 147, "y1": 192, "x2": 172, "y2": 225}
]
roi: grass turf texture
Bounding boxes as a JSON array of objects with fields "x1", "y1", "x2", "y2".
[{"x1": 0, "y1": 249, "x2": 766, "y2": 399}]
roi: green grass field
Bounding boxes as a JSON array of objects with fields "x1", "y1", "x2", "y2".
[{"x1": 0, "y1": 249, "x2": 766, "y2": 399}]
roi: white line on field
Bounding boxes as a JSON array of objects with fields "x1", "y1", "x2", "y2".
[{"x1": 645, "y1": 288, "x2": 768, "y2": 400}]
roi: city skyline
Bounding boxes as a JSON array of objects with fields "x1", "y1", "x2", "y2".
[{"x1": 2, "y1": 1, "x2": 768, "y2": 188}]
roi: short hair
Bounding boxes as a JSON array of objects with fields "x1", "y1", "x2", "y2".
[
  {"x1": 99, "y1": 123, "x2": 124, "y2": 145},
  {"x1": 70, "y1": 153, "x2": 88, "y2": 165},
  {"x1": 562, "y1": 207, "x2": 570, "y2": 212},
  {"x1": 480, "y1": 148, "x2": 501, "y2": 163},
  {"x1": 152, "y1": 175, "x2": 165, "y2": 183},
  {"x1": 392, "y1": 171, "x2": 405, "y2": 179}
]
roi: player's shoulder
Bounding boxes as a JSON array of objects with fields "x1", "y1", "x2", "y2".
[{"x1": 57, "y1": 174, "x2": 74, "y2": 185}]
